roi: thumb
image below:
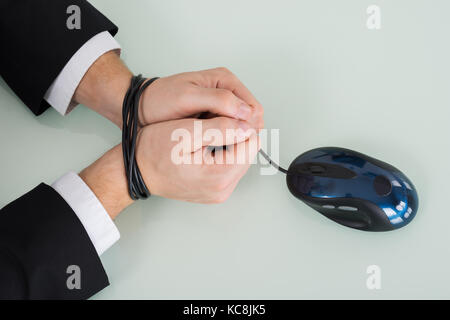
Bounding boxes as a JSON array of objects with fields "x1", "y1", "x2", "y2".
[{"x1": 189, "y1": 87, "x2": 254, "y2": 121}]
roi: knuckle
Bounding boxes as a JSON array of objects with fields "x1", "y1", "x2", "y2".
[
  {"x1": 259, "y1": 104, "x2": 265, "y2": 116},
  {"x1": 254, "y1": 104, "x2": 265, "y2": 128},
  {"x1": 254, "y1": 102, "x2": 264, "y2": 116},
  {"x1": 216, "y1": 66, "x2": 231, "y2": 75},
  {"x1": 259, "y1": 119, "x2": 265, "y2": 129},
  {"x1": 214, "y1": 176, "x2": 230, "y2": 192},
  {"x1": 212, "y1": 191, "x2": 231, "y2": 204},
  {"x1": 217, "y1": 67, "x2": 237, "y2": 81}
]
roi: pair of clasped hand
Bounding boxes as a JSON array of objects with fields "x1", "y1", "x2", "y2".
[{"x1": 76, "y1": 51, "x2": 264, "y2": 219}]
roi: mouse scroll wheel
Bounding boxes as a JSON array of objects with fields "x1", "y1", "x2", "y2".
[{"x1": 309, "y1": 165, "x2": 326, "y2": 174}]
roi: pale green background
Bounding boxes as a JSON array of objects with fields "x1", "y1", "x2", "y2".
[{"x1": 0, "y1": 0, "x2": 449, "y2": 299}]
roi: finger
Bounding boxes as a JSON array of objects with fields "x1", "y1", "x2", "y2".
[
  {"x1": 212, "y1": 133, "x2": 261, "y2": 170},
  {"x1": 225, "y1": 133, "x2": 260, "y2": 168},
  {"x1": 206, "y1": 134, "x2": 260, "y2": 200},
  {"x1": 186, "y1": 87, "x2": 254, "y2": 121},
  {"x1": 172, "y1": 117, "x2": 258, "y2": 152},
  {"x1": 191, "y1": 134, "x2": 259, "y2": 202},
  {"x1": 200, "y1": 68, "x2": 264, "y2": 127},
  {"x1": 198, "y1": 68, "x2": 258, "y2": 106},
  {"x1": 218, "y1": 136, "x2": 260, "y2": 201},
  {"x1": 195, "y1": 133, "x2": 260, "y2": 170}
]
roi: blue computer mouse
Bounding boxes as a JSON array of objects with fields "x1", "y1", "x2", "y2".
[{"x1": 286, "y1": 147, "x2": 419, "y2": 231}]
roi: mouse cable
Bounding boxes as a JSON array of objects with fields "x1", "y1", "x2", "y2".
[{"x1": 259, "y1": 149, "x2": 289, "y2": 174}]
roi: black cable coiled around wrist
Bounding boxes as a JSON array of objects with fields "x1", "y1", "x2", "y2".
[{"x1": 122, "y1": 75, "x2": 159, "y2": 200}]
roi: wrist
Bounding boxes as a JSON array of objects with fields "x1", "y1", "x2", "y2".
[
  {"x1": 79, "y1": 144, "x2": 134, "y2": 220},
  {"x1": 74, "y1": 50, "x2": 132, "y2": 128}
]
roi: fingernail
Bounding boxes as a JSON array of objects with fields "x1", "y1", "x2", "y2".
[{"x1": 237, "y1": 104, "x2": 252, "y2": 120}]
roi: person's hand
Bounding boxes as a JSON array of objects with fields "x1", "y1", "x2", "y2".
[
  {"x1": 135, "y1": 117, "x2": 260, "y2": 203},
  {"x1": 137, "y1": 67, "x2": 264, "y2": 131},
  {"x1": 79, "y1": 117, "x2": 260, "y2": 219},
  {"x1": 74, "y1": 51, "x2": 263, "y2": 131}
]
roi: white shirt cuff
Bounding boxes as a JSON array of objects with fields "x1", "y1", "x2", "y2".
[
  {"x1": 44, "y1": 31, "x2": 121, "y2": 115},
  {"x1": 51, "y1": 172, "x2": 120, "y2": 256}
]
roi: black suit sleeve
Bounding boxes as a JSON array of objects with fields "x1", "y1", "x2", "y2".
[
  {"x1": 0, "y1": 0, "x2": 118, "y2": 115},
  {"x1": 0, "y1": 184, "x2": 109, "y2": 299}
]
